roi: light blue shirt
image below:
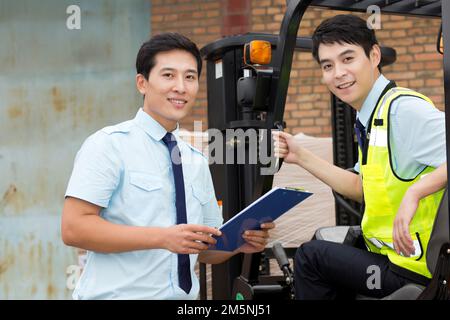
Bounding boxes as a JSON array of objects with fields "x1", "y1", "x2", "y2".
[
  {"x1": 355, "y1": 75, "x2": 446, "y2": 178},
  {"x1": 65, "y1": 108, "x2": 223, "y2": 300}
]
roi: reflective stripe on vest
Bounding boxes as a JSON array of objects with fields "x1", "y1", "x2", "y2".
[{"x1": 359, "y1": 87, "x2": 444, "y2": 278}]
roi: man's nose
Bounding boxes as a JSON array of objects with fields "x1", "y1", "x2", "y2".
[
  {"x1": 173, "y1": 76, "x2": 186, "y2": 93},
  {"x1": 334, "y1": 63, "x2": 347, "y2": 79}
]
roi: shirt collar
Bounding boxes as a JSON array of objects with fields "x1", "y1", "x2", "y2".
[
  {"x1": 134, "y1": 108, "x2": 180, "y2": 141},
  {"x1": 357, "y1": 74, "x2": 390, "y2": 128}
]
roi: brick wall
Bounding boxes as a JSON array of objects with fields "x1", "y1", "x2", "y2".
[
  {"x1": 151, "y1": 0, "x2": 222, "y2": 130},
  {"x1": 151, "y1": 0, "x2": 444, "y2": 136}
]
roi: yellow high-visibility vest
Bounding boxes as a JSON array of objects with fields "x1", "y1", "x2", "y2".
[{"x1": 359, "y1": 87, "x2": 444, "y2": 278}]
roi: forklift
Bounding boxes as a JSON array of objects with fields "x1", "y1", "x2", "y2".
[{"x1": 199, "y1": 0, "x2": 449, "y2": 300}]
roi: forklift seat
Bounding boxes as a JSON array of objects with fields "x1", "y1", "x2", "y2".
[{"x1": 313, "y1": 188, "x2": 448, "y2": 300}]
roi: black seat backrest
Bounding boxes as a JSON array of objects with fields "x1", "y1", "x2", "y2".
[{"x1": 426, "y1": 188, "x2": 449, "y2": 274}]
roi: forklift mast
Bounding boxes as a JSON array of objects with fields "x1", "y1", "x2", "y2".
[{"x1": 201, "y1": 32, "x2": 319, "y2": 299}]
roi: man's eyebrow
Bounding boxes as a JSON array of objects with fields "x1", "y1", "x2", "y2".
[
  {"x1": 319, "y1": 49, "x2": 356, "y2": 65},
  {"x1": 159, "y1": 67, "x2": 198, "y2": 74},
  {"x1": 338, "y1": 49, "x2": 356, "y2": 57},
  {"x1": 319, "y1": 58, "x2": 331, "y2": 65}
]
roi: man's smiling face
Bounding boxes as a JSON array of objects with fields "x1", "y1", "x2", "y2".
[
  {"x1": 136, "y1": 49, "x2": 199, "y2": 131},
  {"x1": 318, "y1": 42, "x2": 381, "y2": 110}
]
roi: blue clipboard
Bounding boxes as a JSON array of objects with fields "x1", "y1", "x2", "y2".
[{"x1": 209, "y1": 187, "x2": 313, "y2": 252}]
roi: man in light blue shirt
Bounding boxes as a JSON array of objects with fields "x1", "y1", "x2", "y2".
[{"x1": 62, "y1": 33, "x2": 274, "y2": 300}]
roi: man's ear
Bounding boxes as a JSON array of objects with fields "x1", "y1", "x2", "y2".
[
  {"x1": 136, "y1": 74, "x2": 147, "y2": 95},
  {"x1": 370, "y1": 44, "x2": 382, "y2": 69}
]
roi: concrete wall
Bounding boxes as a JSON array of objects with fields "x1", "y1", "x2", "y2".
[{"x1": 0, "y1": 0, "x2": 150, "y2": 299}]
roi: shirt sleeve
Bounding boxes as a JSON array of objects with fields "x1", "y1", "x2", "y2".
[
  {"x1": 354, "y1": 162, "x2": 360, "y2": 173},
  {"x1": 391, "y1": 96, "x2": 446, "y2": 170},
  {"x1": 201, "y1": 160, "x2": 223, "y2": 228},
  {"x1": 65, "y1": 131, "x2": 122, "y2": 208}
]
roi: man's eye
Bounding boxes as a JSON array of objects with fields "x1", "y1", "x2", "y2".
[
  {"x1": 322, "y1": 64, "x2": 332, "y2": 71},
  {"x1": 186, "y1": 75, "x2": 197, "y2": 80},
  {"x1": 344, "y1": 57, "x2": 354, "y2": 62},
  {"x1": 163, "y1": 73, "x2": 174, "y2": 78}
]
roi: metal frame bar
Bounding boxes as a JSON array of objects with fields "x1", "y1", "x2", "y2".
[
  {"x1": 310, "y1": 0, "x2": 441, "y2": 17},
  {"x1": 442, "y1": 0, "x2": 450, "y2": 235},
  {"x1": 256, "y1": 0, "x2": 315, "y2": 244},
  {"x1": 267, "y1": 0, "x2": 313, "y2": 127}
]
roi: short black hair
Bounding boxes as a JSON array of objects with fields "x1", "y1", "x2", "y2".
[
  {"x1": 312, "y1": 14, "x2": 379, "y2": 64},
  {"x1": 136, "y1": 32, "x2": 202, "y2": 79}
]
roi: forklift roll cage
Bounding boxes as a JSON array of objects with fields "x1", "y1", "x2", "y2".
[{"x1": 199, "y1": 0, "x2": 449, "y2": 300}]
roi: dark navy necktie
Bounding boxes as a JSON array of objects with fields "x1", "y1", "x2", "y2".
[
  {"x1": 162, "y1": 132, "x2": 192, "y2": 294},
  {"x1": 354, "y1": 118, "x2": 367, "y2": 150}
]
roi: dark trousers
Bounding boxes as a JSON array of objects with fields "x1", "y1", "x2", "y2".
[{"x1": 294, "y1": 240, "x2": 417, "y2": 300}]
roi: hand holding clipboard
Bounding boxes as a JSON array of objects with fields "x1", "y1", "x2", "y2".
[{"x1": 208, "y1": 187, "x2": 312, "y2": 252}]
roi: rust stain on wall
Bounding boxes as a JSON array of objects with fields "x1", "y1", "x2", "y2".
[
  {"x1": 31, "y1": 285, "x2": 37, "y2": 296},
  {"x1": 9, "y1": 87, "x2": 26, "y2": 98},
  {"x1": 7, "y1": 105, "x2": 23, "y2": 119},
  {"x1": 0, "y1": 184, "x2": 26, "y2": 214},
  {"x1": 2, "y1": 184, "x2": 17, "y2": 202},
  {"x1": 38, "y1": 241, "x2": 43, "y2": 259},
  {"x1": 7, "y1": 87, "x2": 27, "y2": 119},
  {"x1": 0, "y1": 261, "x2": 9, "y2": 276},
  {"x1": 51, "y1": 86, "x2": 67, "y2": 112},
  {"x1": 47, "y1": 284, "x2": 55, "y2": 298}
]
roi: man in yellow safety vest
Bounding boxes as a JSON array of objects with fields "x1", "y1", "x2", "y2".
[{"x1": 273, "y1": 14, "x2": 447, "y2": 299}]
